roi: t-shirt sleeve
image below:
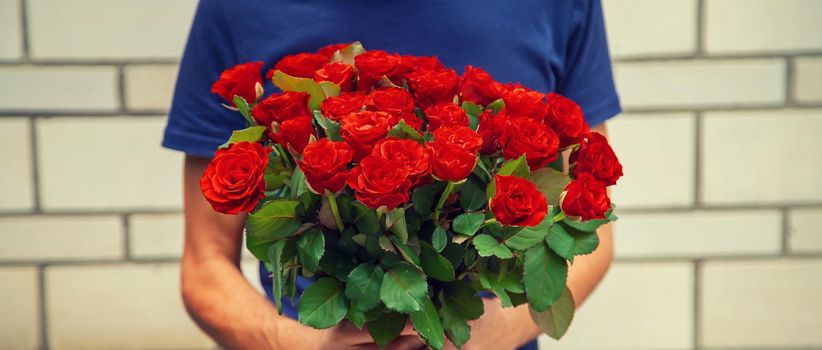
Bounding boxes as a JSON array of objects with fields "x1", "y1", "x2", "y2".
[
  {"x1": 555, "y1": 0, "x2": 621, "y2": 127},
  {"x1": 161, "y1": 0, "x2": 247, "y2": 158}
]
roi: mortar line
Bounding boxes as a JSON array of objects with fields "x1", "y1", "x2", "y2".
[
  {"x1": 19, "y1": 0, "x2": 31, "y2": 62},
  {"x1": 122, "y1": 213, "x2": 132, "y2": 260},
  {"x1": 28, "y1": 116, "x2": 42, "y2": 213},
  {"x1": 117, "y1": 65, "x2": 127, "y2": 113},
  {"x1": 37, "y1": 266, "x2": 49, "y2": 350},
  {"x1": 693, "y1": 259, "x2": 702, "y2": 350},
  {"x1": 695, "y1": 0, "x2": 706, "y2": 56},
  {"x1": 785, "y1": 57, "x2": 796, "y2": 106},
  {"x1": 693, "y1": 112, "x2": 704, "y2": 208},
  {"x1": 781, "y1": 208, "x2": 791, "y2": 256}
]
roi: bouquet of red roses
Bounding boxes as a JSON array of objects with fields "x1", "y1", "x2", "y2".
[{"x1": 202, "y1": 42, "x2": 621, "y2": 349}]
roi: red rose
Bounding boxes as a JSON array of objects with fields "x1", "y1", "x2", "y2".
[
  {"x1": 271, "y1": 117, "x2": 316, "y2": 154},
  {"x1": 268, "y1": 53, "x2": 328, "y2": 79},
  {"x1": 317, "y1": 43, "x2": 350, "y2": 59},
  {"x1": 354, "y1": 50, "x2": 405, "y2": 90},
  {"x1": 545, "y1": 92, "x2": 589, "y2": 148},
  {"x1": 570, "y1": 132, "x2": 623, "y2": 186},
  {"x1": 200, "y1": 142, "x2": 270, "y2": 214},
  {"x1": 340, "y1": 111, "x2": 394, "y2": 160},
  {"x1": 314, "y1": 62, "x2": 355, "y2": 91},
  {"x1": 401, "y1": 55, "x2": 444, "y2": 77},
  {"x1": 424, "y1": 103, "x2": 469, "y2": 132},
  {"x1": 298, "y1": 139, "x2": 354, "y2": 194},
  {"x1": 427, "y1": 143, "x2": 477, "y2": 182},
  {"x1": 252, "y1": 91, "x2": 311, "y2": 127},
  {"x1": 460, "y1": 65, "x2": 506, "y2": 105},
  {"x1": 320, "y1": 92, "x2": 366, "y2": 122},
  {"x1": 431, "y1": 126, "x2": 483, "y2": 154},
  {"x1": 211, "y1": 61, "x2": 263, "y2": 104},
  {"x1": 502, "y1": 87, "x2": 548, "y2": 120},
  {"x1": 498, "y1": 116, "x2": 559, "y2": 168},
  {"x1": 347, "y1": 155, "x2": 411, "y2": 209},
  {"x1": 490, "y1": 175, "x2": 547, "y2": 227},
  {"x1": 561, "y1": 173, "x2": 611, "y2": 221},
  {"x1": 407, "y1": 68, "x2": 460, "y2": 108},
  {"x1": 476, "y1": 109, "x2": 508, "y2": 155},
  {"x1": 365, "y1": 87, "x2": 416, "y2": 116},
  {"x1": 372, "y1": 137, "x2": 431, "y2": 187}
]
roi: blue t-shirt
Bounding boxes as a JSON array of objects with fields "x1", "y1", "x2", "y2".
[{"x1": 163, "y1": 0, "x2": 620, "y2": 348}]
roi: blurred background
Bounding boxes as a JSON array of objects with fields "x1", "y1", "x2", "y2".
[{"x1": 1, "y1": 0, "x2": 821, "y2": 349}]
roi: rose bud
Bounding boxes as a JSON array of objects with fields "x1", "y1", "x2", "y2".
[
  {"x1": 320, "y1": 92, "x2": 366, "y2": 122},
  {"x1": 545, "y1": 92, "x2": 590, "y2": 148},
  {"x1": 211, "y1": 61, "x2": 264, "y2": 104},
  {"x1": 354, "y1": 50, "x2": 406, "y2": 91},
  {"x1": 267, "y1": 52, "x2": 328, "y2": 79},
  {"x1": 424, "y1": 103, "x2": 469, "y2": 132},
  {"x1": 297, "y1": 139, "x2": 354, "y2": 194},
  {"x1": 340, "y1": 111, "x2": 394, "y2": 161},
  {"x1": 431, "y1": 126, "x2": 483, "y2": 154},
  {"x1": 200, "y1": 142, "x2": 270, "y2": 215},
  {"x1": 490, "y1": 175, "x2": 548, "y2": 227},
  {"x1": 570, "y1": 132, "x2": 623, "y2": 186},
  {"x1": 498, "y1": 116, "x2": 559, "y2": 169},
  {"x1": 346, "y1": 155, "x2": 412, "y2": 210},
  {"x1": 314, "y1": 61, "x2": 356, "y2": 91},
  {"x1": 459, "y1": 65, "x2": 506, "y2": 106},
  {"x1": 252, "y1": 91, "x2": 311, "y2": 127},
  {"x1": 427, "y1": 143, "x2": 477, "y2": 182},
  {"x1": 560, "y1": 173, "x2": 611, "y2": 221},
  {"x1": 406, "y1": 68, "x2": 460, "y2": 108},
  {"x1": 271, "y1": 117, "x2": 316, "y2": 154},
  {"x1": 372, "y1": 137, "x2": 431, "y2": 187}
]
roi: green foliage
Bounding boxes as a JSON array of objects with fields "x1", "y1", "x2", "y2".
[
  {"x1": 345, "y1": 263, "x2": 384, "y2": 312},
  {"x1": 419, "y1": 242, "x2": 455, "y2": 282},
  {"x1": 523, "y1": 242, "x2": 568, "y2": 312},
  {"x1": 296, "y1": 229, "x2": 325, "y2": 272},
  {"x1": 472, "y1": 234, "x2": 514, "y2": 259},
  {"x1": 461, "y1": 101, "x2": 482, "y2": 130},
  {"x1": 220, "y1": 126, "x2": 266, "y2": 148},
  {"x1": 387, "y1": 119, "x2": 424, "y2": 142},
  {"x1": 232, "y1": 96, "x2": 254, "y2": 125},
  {"x1": 412, "y1": 184, "x2": 436, "y2": 215},
  {"x1": 366, "y1": 312, "x2": 407, "y2": 348},
  {"x1": 390, "y1": 235, "x2": 421, "y2": 267},
  {"x1": 546, "y1": 223, "x2": 600, "y2": 262},
  {"x1": 486, "y1": 99, "x2": 505, "y2": 114},
  {"x1": 271, "y1": 70, "x2": 335, "y2": 110},
  {"x1": 385, "y1": 207, "x2": 409, "y2": 244},
  {"x1": 297, "y1": 277, "x2": 348, "y2": 329},
  {"x1": 380, "y1": 263, "x2": 428, "y2": 313},
  {"x1": 246, "y1": 200, "x2": 301, "y2": 241},
  {"x1": 529, "y1": 288, "x2": 575, "y2": 340},
  {"x1": 410, "y1": 298, "x2": 445, "y2": 350},
  {"x1": 529, "y1": 167, "x2": 571, "y2": 205},
  {"x1": 438, "y1": 292, "x2": 471, "y2": 348},
  {"x1": 431, "y1": 226, "x2": 447, "y2": 252},
  {"x1": 459, "y1": 175, "x2": 487, "y2": 211},
  {"x1": 267, "y1": 240, "x2": 286, "y2": 314},
  {"x1": 478, "y1": 269, "x2": 512, "y2": 307},
  {"x1": 498, "y1": 154, "x2": 529, "y2": 177},
  {"x1": 352, "y1": 201, "x2": 380, "y2": 234},
  {"x1": 452, "y1": 213, "x2": 485, "y2": 236},
  {"x1": 331, "y1": 41, "x2": 366, "y2": 65},
  {"x1": 312, "y1": 110, "x2": 342, "y2": 141},
  {"x1": 441, "y1": 282, "x2": 484, "y2": 320},
  {"x1": 505, "y1": 216, "x2": 552, "y2": 251}
]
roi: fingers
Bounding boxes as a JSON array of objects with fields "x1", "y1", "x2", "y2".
[
  {"x1": 385, "y1": 335, "x2": 427, "y2": 350},
  {"x1": 399, "y1": 321, "x2": 419, "y2": 336}
]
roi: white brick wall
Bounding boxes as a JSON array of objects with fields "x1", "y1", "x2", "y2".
[{"x1": 0, "y1": 0, "x2": 820, "y2": 349}]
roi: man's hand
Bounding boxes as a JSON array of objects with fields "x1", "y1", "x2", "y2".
[{"x1": 314, "y1": 322, "x2": 425, "y2": 350}]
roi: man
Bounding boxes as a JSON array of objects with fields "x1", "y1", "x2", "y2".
[{"x1": 163, "y1": 1, "x2": 620, "y2": 349}]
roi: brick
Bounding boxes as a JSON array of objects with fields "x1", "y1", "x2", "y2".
[
  {"x1": 602, "y1": 0, "x2": 696, "y2": 58},
  {"x1": 27, "y1": 0, "x2": 197, "y2": 60},
  {"x1": 702, "y1": 109, "x2": 822, "y2": 204},
  {"x1": 541, "y1": 262, "x2": 694, "y2": 350},
  {"x1": 46, "y1": 263, "x2": 214, "y2": 349},
  {"x1": 705, "y1": 0, "x2": 822, "y2": 54},
  {"x1": 0, "y1": 66, "x2": 118, "y2": 112},
  {"x1": 0, "y1": 118, "x2": 35, "y2": 211},
  {"x1": 701, "y1": 259, "x2": 822, "y2": 348},
  {"x1": 0, "y1": 216, "x2": 123, "y2": 261},
  {"x1": 0, "y1": 267, "x2": 40, "y2": 350},
  {"x1": 614, "y1": 59, "x2": 785, "y2": 109},
  {"x1": 608, "y1": 113, "x2": 695, "y2": 208},
  {"x1": 129, "y1": 214, "x2": 184, "y2": 259},
  {"x1": 36, "y1": 116, "x2": 183, "y2": 211},
  {"x1": 125, "y1": 65, "x2": 179, "y2": 111},
  {"x1": 615, "y1": 210, "x2": 782, "y2": 259},
  {"x1": 794, "y1": 56, "x2": 822, "y2": 103},
  {"x1": 0, "y1": 0, "x2": 22, "y2": 61},
  {"x1": 788, "y1": 208, "x2": 822, "y2": 253}
]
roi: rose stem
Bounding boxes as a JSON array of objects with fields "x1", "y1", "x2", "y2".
[
  {"x1": 496, "y1": 259, "x2": 509, "y2": 282},
  {"x1": 326, "y1": 191, "x2": 346, "y2": 232},
  {"x1": 432, "y1": 181, "x2": 456, "y2": 222}
]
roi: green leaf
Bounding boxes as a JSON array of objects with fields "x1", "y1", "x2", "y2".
[
  {"x1": 296, "y1": 229, "x2": 325, "y2": 272},
  {"x1": 246, "y1": 200, "x2": 300, "y2": 241},
  {"x1": 562, "y1": 204, "x2": 616, "y2": 232},
  {"x1": 523, "y1": 242, "x2": 568, "y2": 312},
  {"x1": 366, "y1": 312, "x2": 406, "y2": 348},
  {"x1": 270, "y1": 70, "x2": 327, "y2": 110},
  {"x1": 459, "y1": 175, "x2": 486, "y2": 211},
  {"x1": 478, "y1": 270, "x2": 512, "y2": 307},
  {"x1": 245, "y1": 232, "x2": 270, "y2": 261},
  {"x1": 505, "y1": 216, "x2": 552, "y2": 251},
  {"x1": 331, "y1": 41, "x2": 366, "y2": 65},
  {"x1": 498, "y1": 154, "x2": 529, "y2": 178},
  {"x1": 438, "y1": 292, "x2": 471, "y2": 348},
  {"x1": 390, "y1": 235, "x2": 421, "y2": 267},
  {"x1": 345, "y1": 263, "x2": 384, "y2": 312},
  {"x1": 352, "y1": 201, "x2": 380, "y2": 234},
  {"x1": 297, "y1": 277, "x2": 348, "y2": 329},
  {"x1": 529, "y1": 288, "x2": 575, "y2": 340},
  {"x1": 431, "y1": 226, "x2": 447, "y2": 252},
  {"x1": 385, "y1": 207, "x2": 408, "y2": 244},
  {"x1": 380, "y1": 262, "x2": 428, "y2": 313},
  {"x1": 461, "y1": 100, "x2": 482, "y2": 116},
  {"x1": 412, "y1": 184, "x2": 435, "y2": 215},
  {"x1": 387, "y1": 119, "x2": 424, "y2": 142},
  {"x1": 312, "y1": 110, "x2": 342, "y2": 141},
  {"x1": 410, "y1": 298, "x2": 445, "y2": 350},
  {"x1": 220, "y1": 126, "x2": 267, "y2": 148},
  {"x1": 486, "y1": 99, "x2": 505, "y2": 113},
  {"x1": 267, "y1": 240, "x2": 286, "y2": 314},
  {"x1": 547, "y1": 223, "x2": 599, "y2": 262},
  {"x1": 452, "y1": 213, "x2": 485, "y2": 236},
  {"x1": 441, "y1": 282, "x2": 484, "y2": 320},
  {"x1": 318, "y1": 80, "x2": 341, "y2": 99},
  {"x1": 347, "y1": 304, "x2": 367, "y2": 329},
  {"x1": 290, "y1": 166, "x2": 308, "y2": 199},
  {"x1": 420, "y1": 242, "x2": 455, "y2": 282},
  {"x1": 529, "y1": 167, "x2": 571, "y2": 205},
  {"x1": 473, "y1": 234, "x2": 514, "y2": 259},
  {"x1": 233, "y1": 95, "x2": 253, "y2": 121}
]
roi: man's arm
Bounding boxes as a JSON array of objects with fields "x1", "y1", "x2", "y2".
[{"x1": 455, "y1": 123, "x2": 615, "y2": 350}]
